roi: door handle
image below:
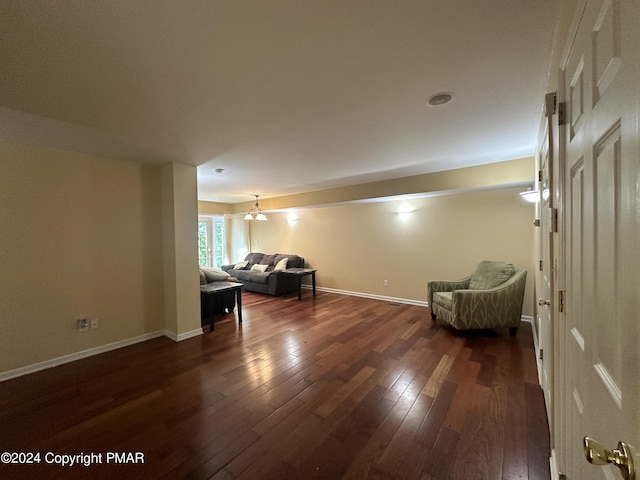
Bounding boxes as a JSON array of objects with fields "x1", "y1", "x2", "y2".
[
  {"x1": 538, "y1": 298, "x2": 551, "y2": 307},
  {"x1": 584, "y1": 436, "x2": 635, "y2": 480}
]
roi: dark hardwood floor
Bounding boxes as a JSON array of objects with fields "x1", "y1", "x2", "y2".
[{"x1": 0, "y1": 292, "x2": 550, "y2": 479}]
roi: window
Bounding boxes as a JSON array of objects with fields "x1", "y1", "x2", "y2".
[
  {"x1": 198, "y1": 216, "x2": 224, "y2": 267},
  {"x1": 213, "y1": 219, "x2": 224, "y2": 267},
  {"x1": 224, "y1": 215, "x2": 250, "y2": 264}
]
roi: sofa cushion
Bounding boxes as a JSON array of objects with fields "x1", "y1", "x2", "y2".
[
  {"x1": 200, "y1": 266, "x2": 230, "y2": 282},
  {"x1": 469, "y1": 261, "x2": 516, "y2": 290},
  {"x1": 249, "y1": 271, "x2": 272, "y2": 284},
  {"x1": 229, "y1": 269, "x2": 270, "y2": 285},
  {"x1": 231, "y1": 270, "x2": 252, "y2": 282},
  {"x1": 199, "y1": 269, "x2": 207, "y2": 285},
  {"x1": 433, "y1": 291, "x2": 453, "y2": 310},
  {"x1": 259, "y1": 253, "x2": 278, "y2": 269},
  {"x1": 245, "y1": 252, "x2": 265, "y2": 269},
  {"x1": 277, "y1": 254, "x2": 303, "y2": 269}
]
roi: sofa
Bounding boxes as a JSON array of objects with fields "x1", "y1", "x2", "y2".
[
  {"x1": 221, "y1": 252, "x2": 305, "y2": 296},
  {"x1": 427, "y1": 260, "x2": 527, "y2": 335}
]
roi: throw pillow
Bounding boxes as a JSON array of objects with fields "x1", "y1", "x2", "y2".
[
  {"x1": 201, "y1": 266, "x2": 230, "y2": 282},
  {"x1": 251, "y1": 264, "x2": 269, "y2": 272},
  {"x1": 234, "y1": 260, "x2": 249, "y2": 270},
  {"x1": 469, "y1": 261, "x2": 515, "y2": 290},
  {"x1": 274, "y1": 257, "x2": 288, "y2": 271}
]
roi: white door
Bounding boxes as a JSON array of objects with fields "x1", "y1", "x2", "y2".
[
  {"x1": 560, "y1": 0, "x2": 639, "y2": 478},
  {"x1": 538, "y1": 124, "x2": 554, "y2": 422}
]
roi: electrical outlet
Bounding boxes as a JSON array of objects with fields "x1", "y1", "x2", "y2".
[
  {"x1": 383, "y1": 279, "x2": 389, "y2": 287},
  {"x1": 77, "y1": 318, "x2": 89, "y2": 331},
  {"x1": 90, "y1": 318, "x2": 99, "y2": 329}
]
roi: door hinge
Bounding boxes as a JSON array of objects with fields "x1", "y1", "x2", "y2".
[
  {"x1": 558, "y1": 290, "x2": 566, "y2": 313},
  {"x1": 545, "y1": 92, "x2": 557, "y2": 117},
  {"x1": 552, "y1": 208, "x2": 559, "y2": 232},
  {"x1": 558, "y1": 102, "x2": 566, "y2": 125},
  {"x1": 538, "y1": 169, "x2": 543, "y2": 182},
  {"x1": 559, "y1": 474, "x2": 567, "y2": 480},
  {"x1": 539, "y1": 348, "x2": 544, "y2": 361},
  {"x1": 539, "y1": 260, "x2": 543, "y2": 271}
]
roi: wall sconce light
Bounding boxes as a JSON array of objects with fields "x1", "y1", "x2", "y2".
[
  {"x1": 519, "y1": 188, "x2": 550, "y2": 203},
  {"x1": 287, "y1": 213, "x2": 299, "y2": 225},
  {"x1": 519, "y1": 189, "x2": 540, "y2": 203},
  {"x1": 396, "y1": 204, "x2": 413, "y2": 220}
]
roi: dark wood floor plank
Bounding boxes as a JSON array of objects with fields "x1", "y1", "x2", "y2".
[
  {"x1": 526, "y1": 381, "x2": 551, "y2": 480},
  {"x1": 224, "y1": 378, "x2": 345, "y2": 477},
  {"x1": 374, "y1": 390, "x2": 434, "y2": 477},
  {"x1": 422, "y1": 426, "x2": 459, "y2": 479},
  {"x1": 416, "y1": 380, "x2": 458, "y2": 451},
  {"x1": 501, "y1": 338, "x2": 529, "y2": 480},
  {"x1": 341, "y1": 375, "x2": 431, "y2": 480},
  {"x1": 442, "y1": 357, "x2": 480, "y2": 433},
  {"x1": 0, "y1": 292, "x2": 549, "y2": 480},
  {"x1": 449, "y1": 382, "x2": 508, "y2": 480}
]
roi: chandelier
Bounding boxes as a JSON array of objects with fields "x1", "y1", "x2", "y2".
[{"x1": 244, "y1": 194, "x2": 268, "y2": 221}]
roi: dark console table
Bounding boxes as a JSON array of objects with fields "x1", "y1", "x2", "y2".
[
  {"x1": 200, "y1": 281, "x2": 243, "y2": 331},
  {"x1": 280, "y1": 268, "x2": 317, "y2": 300}
]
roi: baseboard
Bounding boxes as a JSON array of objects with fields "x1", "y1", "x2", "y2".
[
  {"x1": 163, "y1": 328, "x2": 204, "y2": 342},
  {"x1": 521, "y1": 315, "x2": 535, "y2": 325},
  {"x1": 0, "y1": 330, "x2": 166, "y2": 383},
  {"x1": 528, "y1": 315, "x2": 545, "y2": 387},
  {"x1": 308, "y1": 285, "x2": 428, "y2": 307},
  {"x1": 308, "y1": 287, "x2": 537, "y2": 323},
  {"x1": 550, "y1": 449, "x2": 559, "y2": 479}
]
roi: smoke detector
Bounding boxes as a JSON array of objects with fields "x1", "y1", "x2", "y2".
[{"x1": 427, "y1": 92, "x2": 453, "y2": 106}]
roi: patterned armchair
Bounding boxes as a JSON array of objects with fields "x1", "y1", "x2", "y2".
[{"x1": 427, "y1": 260, "x2": 527, "y2": 335}]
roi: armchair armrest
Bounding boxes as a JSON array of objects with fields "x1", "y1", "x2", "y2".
[
  {"x1": 427, "y1": 275, "x2": 471, "y2": 306},
  {"x1": 451, "y1": 270, "x2": 527, "y2": 329}
]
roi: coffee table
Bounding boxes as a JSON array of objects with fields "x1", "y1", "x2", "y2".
[
  {"x1": 200, "y1": 281, "x2": 243, "y2": 331},
  {"x1": 280, "y1": 268, "x2": 317, "y2": 300}
]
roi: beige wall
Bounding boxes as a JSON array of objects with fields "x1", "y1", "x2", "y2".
[
  {"x1": 249, "y1": 186, "x2": 536, "y2": 317},
  {"x1": 198, "y1": 200, "x2": 233, "y2": 215},
  {"x1": 0, "y1": 139, "x2": 165, "y2": 373},
  {"x1": 161, "y1": 163, "x2": 201, "y2": 337}
]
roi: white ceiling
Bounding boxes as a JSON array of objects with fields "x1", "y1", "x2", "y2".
[{"x1": 0, "y1": 1, "x2": 558, "y2": 204}]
